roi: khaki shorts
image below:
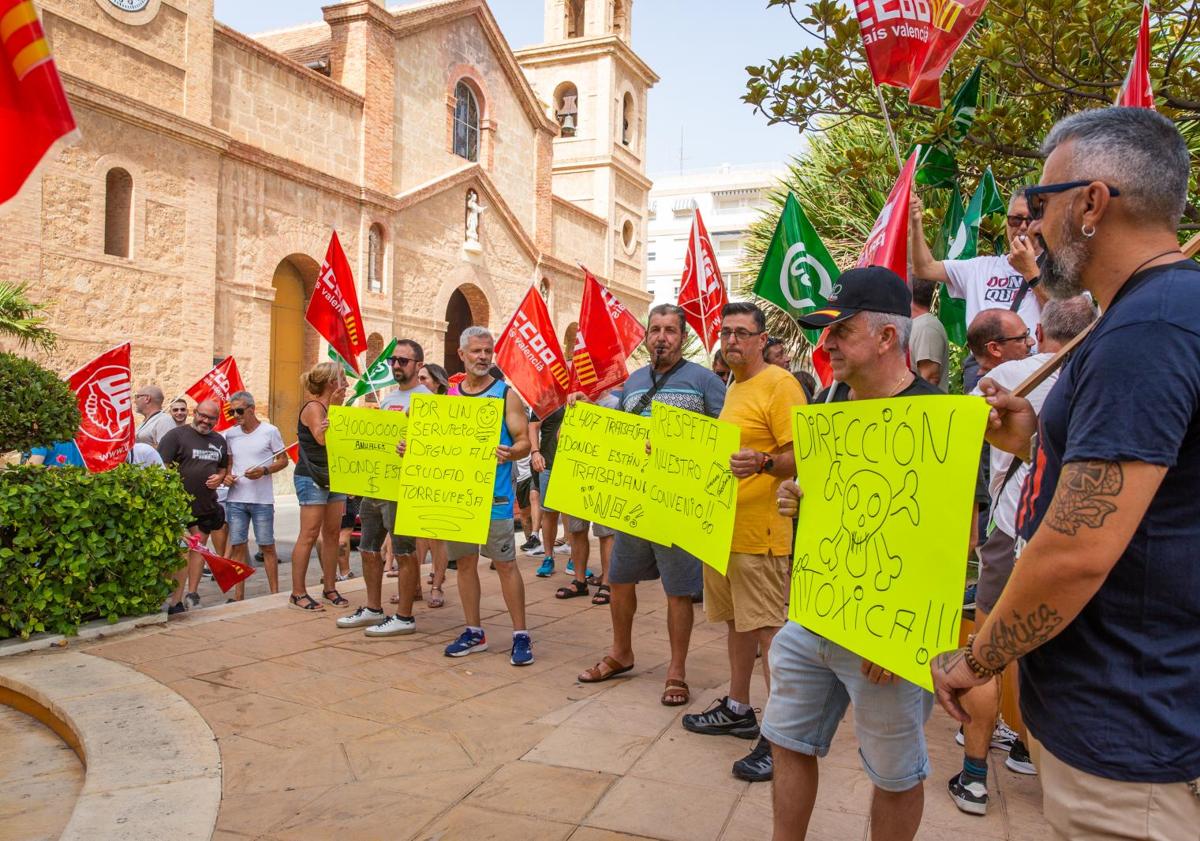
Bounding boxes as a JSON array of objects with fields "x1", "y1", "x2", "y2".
[
  {"x1": 703, "y1": 551, "x2": 790, "y2": 632},
  {"x1": 445, "y1": 519, "x2": 517, "y2": 563}
]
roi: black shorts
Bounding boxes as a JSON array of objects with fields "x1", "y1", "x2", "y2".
[
  {"x1": 516, "y1": 476, "x2": 534, "y2": 509},
  {"x1": 189, "y1": 506, "x2": 226, "y2": 535},
  {"x1": 341, "y1": 495, "x2": 361, "y2": 529}
]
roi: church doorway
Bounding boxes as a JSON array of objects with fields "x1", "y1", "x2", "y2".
[
  {"x1": 269, "y1": 254, "x2": 319, "y2": 441},
  {"x1": 443, "y1": 284, "x2": 489, "y2": 375}
]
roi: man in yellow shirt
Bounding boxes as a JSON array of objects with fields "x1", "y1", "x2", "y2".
[{"x1": 682, "y1": 301, "x2": 807, "y2": 783}]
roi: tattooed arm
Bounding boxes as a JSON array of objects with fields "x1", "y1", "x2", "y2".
[{"x1": 931, "y1": 459, "x2": 1166, "y2": 721}]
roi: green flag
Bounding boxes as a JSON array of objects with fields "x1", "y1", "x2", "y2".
[
  {"x1": 329, "y1": 338, "x2": 398, "y2": 404},
  {"x1": 932, "y1": 183, "x2": 968, "y2": 345},
  {"x1": 915, "y1": 65, "x2": 982, "y2": 188},
  {"x1": 752, "y1": 193, "x2": 841, "y2": 344}
]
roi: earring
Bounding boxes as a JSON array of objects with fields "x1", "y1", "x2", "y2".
[{"x1": 1081, "y1": 224, "x2": 1096, "y2": 239}]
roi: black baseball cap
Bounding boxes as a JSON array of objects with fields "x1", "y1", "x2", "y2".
[{"x1": 796, "y1": 266, "x2": 912, "y2": 329}]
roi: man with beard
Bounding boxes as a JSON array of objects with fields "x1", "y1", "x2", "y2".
[{"x1": 932, "y1": 108, "x2": 1200, "y2": 839}]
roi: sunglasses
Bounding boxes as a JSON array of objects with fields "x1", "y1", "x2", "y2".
[
  {"x1": 195, "y1": 412, "x2": 218, "y2": 422},
  {"x1": 388, "y1": 356, "x2": 415, "y2": 366},
  {"x1": 1024, "y1": 181, "x2": 1121, "y2": 221},
  {"x1": 1006, "y1": 215, "x2": 1033, "y2": 227},
  {"x1": 232, "y1": 407, "x2": 249, "y2": 416}
]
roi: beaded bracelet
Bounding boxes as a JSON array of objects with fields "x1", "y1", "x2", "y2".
[{"x1": 964, "y1": 634, "x2": 1005, "y2": 679}]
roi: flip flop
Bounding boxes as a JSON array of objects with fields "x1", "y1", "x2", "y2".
[{"x1": 578, "y1": 655, "x2": 634, "y2": 683}]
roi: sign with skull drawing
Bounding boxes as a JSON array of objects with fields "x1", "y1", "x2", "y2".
[{"x1": 789, "y1": 396, "x2": 989, "y2": 690}]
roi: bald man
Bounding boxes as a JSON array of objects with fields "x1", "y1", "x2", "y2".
[
  {"x1": 135, "y1": 384, "x2": 177, "y2": 447},
  {"x1": 158, "y1": 399, "x2": 229, "y2": 614}
]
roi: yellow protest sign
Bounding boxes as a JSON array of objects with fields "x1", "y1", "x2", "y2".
[
  {"x1": 394, "y1": 394, "x2": 503, "y2": 544},
  {"x1": 325, "y1": 406, "x2": 406, "y2": 500},
  {"x1": 544, "y1": 402, "x2": 661, "y2": 541},
  {"x1": 789, "y1": 396, "x2": 989, "y2": 691},
  {"x1": 649, "y1": 403, "x2": 740, "y2": 574}
]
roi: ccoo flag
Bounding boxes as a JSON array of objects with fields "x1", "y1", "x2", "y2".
[
  {"x1": 569, "y1": 269, "x2": 628, "y2": 399},
  {"x1": 677, "y1": 209, "x2": 728, "y2": 352},
  {"x1": 184, "y1": 356, "x2": 246, "y2": 432},
  {"x1": 306, "y1": 231, "x2": 368, "y2": 374},
  {"x1": 1116, "y1": 1, "x2": 1154, "y2": 109},
  {"x1": 496, "y1": 285, "x2": 571, "y2": 419},
  {"x1": 330, "y1": 338, "x2": 398, "y2": 404},
  {"x1": 914, "y1": 64, "x2": 981, "y2": 188},
  {"x1": 858, "y1": 148, "x2": 919, "y2": 278},
  {"x1": 752, "y1": 193, "x2": 840, "y2": 346},
  {"x1": 932, "y1": 182, "x2": 968, "y2": 345},
  {"x1": 67, "y1": 342, "x2": 134, "y2": 472}
]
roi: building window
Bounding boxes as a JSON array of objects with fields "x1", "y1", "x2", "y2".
[
  {"x1": 612, "y1": 0, "x2": 627, "y2": 36},
  {"x1": 621, "y1": 92, "x2": 634, "y2": 146},
  {"x1": 566, "y1": 0, "x2": 585, "y2": 38},
  {"x1": 368, "y1": 223, "x2": 384, "y2": 293},
  {"x1": 104, "y1": 167, "x2": 133, "y2": 258},
  {"x1": 647, "y1": 250, "x2": 656, "y2": 262},
  {"x1": 621, "y1": 219, "x2": 636, "y2": 252},
  {"x1": 555, "y1": 82, "x2": 579, "y2": 136},
  {"x1": 453, "y1": 81, "x2": 480, "y2": 162}
]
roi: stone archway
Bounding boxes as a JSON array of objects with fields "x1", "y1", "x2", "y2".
[
  {"x1": 269, "y1": 254, "x2": 320, "y2": 441},
  {"x1": 443, "y1": 283, "x2": 490, "y2": 375}
]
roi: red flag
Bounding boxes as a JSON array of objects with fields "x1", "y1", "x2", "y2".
[
  {"x1": 857, "y1": 148, "x2": 919, "y2": 278},
  {"x1": 1117, "y1": 1, "x2": 1154, "y2": 109},
  {"x1": 67, "y1": 343, "x2": 134, "y2": 472},
  {"x1": 569, "y1": 269, "x2": 628, "y2": 399},
  {"x1": 598, "y1": 282, "x2": 645, "y2": 356},
  {"x1": 184, "y1": 535, "x2": 255, "y2": 593},
  {"x1": 855, "y1": 0, "x2": 989, "y2": 107},
  {"x1": 306, "y1": 231, "x2": 368, "y2": 374},
  {"x1": 284, "y1": 441, "x2": 299, "y2": 464},
  {"x1": 184, "y1": 357, "x2": 246, "y2": 432},
  {"x1": 812, "y1": 329, "x2": 834, "y2": 389},
  {"x1": 0, "y1": 0, "x2": 77, "y2": 205},
  {"x1": 677, "y1": 210, "x2": 728, "y2": 353},
  {"x1": 496, "y1": 285, "x2": 570, "y2": 419}
]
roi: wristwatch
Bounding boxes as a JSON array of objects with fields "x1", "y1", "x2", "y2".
[{"x1": 757, "y1": 453, "x2": 775, "y2": 475}]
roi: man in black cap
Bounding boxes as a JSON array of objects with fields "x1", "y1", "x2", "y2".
[{"x1": 766, "y1": 266, "x2": 942, "y2": 840}]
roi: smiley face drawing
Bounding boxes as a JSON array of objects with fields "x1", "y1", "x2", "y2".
[{"x1": 475, "y1": 400, "x2": 500, "y2": 443}]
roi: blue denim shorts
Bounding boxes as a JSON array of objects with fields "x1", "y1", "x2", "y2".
[
  {"x1": 293, "y1": 474, "x2": 347, "y2": 507},
  {"x1": 538, "y1": 469, "x2": 556, "y2": 514},
  {"x1": 762, "y1": 622, "x2": 934, "y2": 792},
  {"x1": 225, "y1": 501, "x2": 275, "y2": 546}
]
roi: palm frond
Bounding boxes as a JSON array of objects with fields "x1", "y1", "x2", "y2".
[{"x1": 0, "y1": 283, "x2": 57, "y2": 352}]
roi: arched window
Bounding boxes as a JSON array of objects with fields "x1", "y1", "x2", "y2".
[
  {"x1": 104, "y1": 167, "x2": 133, "y2": 258},
  {"x1": 612, "y1": 0, "x2": 627, "y2": 36},
  {"x1": 368, "y1": 223, "x2": 384, "y2": 293},
  {"x1": 453, "y1": 81, "x2": 480, "y2": 162},
  {"x1": 621, "y1": 92, "x2": 635, "y2": 147},
  {"x1": 554, "y1": 82, "x2": 579, "y2": 136},
  {"x1": 566, "y1": 0, "x2": 585, "y2": 38}
]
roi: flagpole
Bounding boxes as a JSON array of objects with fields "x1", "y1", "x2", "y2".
[{"x1": 873, "y1": 84, "x2": 904, "y2": 170}]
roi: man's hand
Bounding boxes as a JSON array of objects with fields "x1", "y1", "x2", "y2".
[
  {"x1": 566, "y1": 391, "x2": 589, "y2": 407},
  {"x1": 319, "y1": 418, "x2": 330, "y2": 433},
  {"x1": 205, "y1": 474, "x2": 223, "y2": 489},
  {"x1": 978, "y1": 378, "x2": 1038, "y2": 456},
  {"x1": 244, "y1": 466, "x2": 266, "y2": 480},
  {"x1": 909, "y1": 192, "x2": 924, "y2": 228},
  {"x1": 1010, "y1": 233, "x2": 1040, "y2": 279},
  {"x1": 496, "y1": 443, "x2": 512, "y2": 463},
  {"x1": 396, "y1": 439, "x2": 406, "y2": 457},
  {"x1": 930, "y1": 648, "x2": 990, "y2": 723},
  {"x1": 860, "y1": 659, "x2": 899, "y2": 685},
  {"x1": 730, "y1": 448, "x2": 762, "y2": 479},
  {"x1": 777, "y1": 479, "x2": 803, "y2": 517},
  {"x1": 531, "y1": 452, "x2": 546, "y2": 473}
]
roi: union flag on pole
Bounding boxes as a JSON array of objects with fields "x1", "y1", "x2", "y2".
[
  {"x1": 306, "y1": 231, "x2": 368, "y2": 374},
  {"x1": 857, "y1": 148, "x2": 919, "y2": 279},
  {"x1": 496, "y1": 285, "x2": 570, "y2": 419},
  {"x1": 598, "y1": 281, "x2": 645, "y2": 356},
  {"x1": 184, "y1": 535, "x2": 255, "y2": 593},
  {"x1": 569, "y1": 269, "x2": 628, "y2": 399},
  {"x1": 184, "y1": 356, "x2": 246, "y2": 432},
  {"x1": 0, "y1": 0, "x2": 77, "y2": 205},
  {"x1": 67, "y1": 342, "x2": 134, "y2": 472},
  {"x1": 678, "y1": 209, "x2": 728, "y2": 353},
  {"x1": 1116, "y1": 1, "x2": 1155, "y2": 109}
]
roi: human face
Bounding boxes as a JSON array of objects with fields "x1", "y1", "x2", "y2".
[
  {"x1": 193, "y1": 403, "x2": 219, "y2": 434},
  {"x1": 389, "y1": 349, "x2": 419, "y2": 386},
  {"x1": 230, "y1": 398, "x2": 254, "y2": 431},
  {"x1": 1006, "y1": 196, "x2": 1040, "y2": 254},
  {"x1": 417, "y1": 367, "x2": 435, "y2": 390},
  {"x1": 989, "y1": 313, "x2": 1034, "y2": 365},
  {"x1": 822, "y1": 313, "x2": 888, "y2": 384},
  {"x1": 170, "y1": 402, "x2": 188, "y2": 424},
  {"x1": 644, "y1": 313, "x2": 684, "y2": 368},
  {"x1": 765, "y1": 343, "x2": 791, "y2": 369},
  {"x1": 459, "y1": 335, "x2": 494, "y2": 377},
  {"x1": 719, "y1": 313, "x2": 766, "y2": 371},
  {"x1": 329, "y1": 374, "x2": 348, "y2": 403},
  {"x1": 1030, "y1": 143, "x2": 1093, "y2": 299},
  {"x1": 133, "y1": 390, "x2": 154, "y2": 417}
]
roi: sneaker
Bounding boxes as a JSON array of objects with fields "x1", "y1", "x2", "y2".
[
  {"x1": 166, "y1": 602, "x2": 187, "y2": 616},
  {"x1": 201, "y1": 567, "x2": 213, "y2": 580},
  {"x1": 521, "y1": 535, "x2": 543, "y2": 554},
  {"x1": 510, "y1": 634, "x2": 534, "y2": 666},
  {"x1": 365, "y1": 614, "x2": 416, "y2": 637},
  {"x1": 963, "y1": 583, "x2": 977, "y2": 609},
  {"x1": 186, "y1": 591, "x2": 200, "y2": 607},
  {"x1": 336, "y1": 572, "x2": 350, "y2": 582},
  {"x1": 254, "y1": 550, "x2": 264, "y2": 564},
  {"x1": 536, "y1": 557, "x2": 554, "y2": 577},
  {"x1": 336, "y1": 606, "x2": 385, "y2": 629},
  {"x1": 732, "y1": 736, "x2": 773, "y2": 782},
  {"x1": 948, "y1": 772, "x2": 988, "y2": 816},
  {"x1": 553, "y1": 541, "x2": 571, "y2": 555},
  {"x1": 1005, "y1": 738, "x2": 1038, "y2": 775},
  {"x1": 565, "y1": 558, "x2": 574, "y2": 575},
  {"x1": 955, "y1": 720, "x2": 1019, "y2": 752},
  {"x1": 445, "y1": 628, "x2": 488, "y2": 657},
  {"x1": 682, "y1": 697, "x2": 760, "y2": 739}
]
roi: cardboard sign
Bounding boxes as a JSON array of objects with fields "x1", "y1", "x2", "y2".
[{"x1": 325, "y1": 406, "x2": 407, "y2": 500}]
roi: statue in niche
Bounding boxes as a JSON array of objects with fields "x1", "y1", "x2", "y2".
[{"x1": 465, "y1": 189, "x2": 488, "y2": 250}]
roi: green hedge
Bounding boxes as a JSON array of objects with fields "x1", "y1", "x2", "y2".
[
  {"x1": 0, "y1": 351, "x2": 80, "y2": 454},
  {"x1": 0, "y1": 464, "x2": 192, "y2": 639}
]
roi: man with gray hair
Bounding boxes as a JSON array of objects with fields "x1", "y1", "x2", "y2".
[
  {"x1": 222, "y1": 390, "x2": 287, "y2": 601},
  {"x1": 933, "y1": 107, "x2": 1200, "y2": 838},
  {"x1": 134, "y1": 384, "x2": 177, "y2": 447}
]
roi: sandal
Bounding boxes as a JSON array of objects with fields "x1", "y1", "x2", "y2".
[
  {"x1": 386, "y1": 570, "x2": 399, "y2": 578},
  {"x1": 578, "y1": 655, "x2": 634, "y2": 683},
  {"x1": 591, "y1": 583, "x2": 611, "y2": 605},
  {"x1": 556, "y1": 579, "x2": 590, "y2": 599},
  {"x1": 661, "y1": 678, "x2": 690, "y2": 707},
  {"x1": 323, "y1": 589, "x2": 349, "y2": 607},
  {"x1": 289, "y1": 593, "x2": 323, "y2": 611},
  {"x1": 428, "y1": 586, "x2": 444, "y2": 608}
]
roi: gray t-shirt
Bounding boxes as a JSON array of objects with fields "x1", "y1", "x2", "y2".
[
  {"x1": 136, "y1": 410, "x2": 177, "y2": 448},
  {"x1": 378, "y1": 383, "x2": 431, "y2": 412},
  {"x1": 910, "y1": 312, "x2": 949, "y2": 393},
  {"x1": 616, "y1": 360, "x2": 726, "y2": 418}
]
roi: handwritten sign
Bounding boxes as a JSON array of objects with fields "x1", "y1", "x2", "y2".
[
  {"x1": 394, "y1": 394, "x2": 502, "y2": 544},
  {"x1": 649, "y1": 403, "x2": 740, "y2": 574},
  {"x1": 326, "y1": 406, "x2": 406, "y2": 500},
  {"x1": 789, "y1": 396, "x2": 989, "y2": 691},
  {"x1": 544, "y1": 402, "x2": 661, "y2": 541}
]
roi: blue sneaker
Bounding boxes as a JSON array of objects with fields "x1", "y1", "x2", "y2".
[
  {"x1": 445, "y1": 628, "x2": 488, "y2": 657},
  {"x1": 565, "y1": 558, "x2": 574, "y2": 575},
  {"x1": 963, "y1": 584, "x2": 977, "y2": 610},
  {"x1": 510, "y1": 633, "x2": 534, "y2": 666},
  {"x1": 536, "y1": 557, "x2": 554, "y2": 577}
]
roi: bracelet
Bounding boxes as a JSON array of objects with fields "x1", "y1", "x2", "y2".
[{"x1": 964, "y1": 634, "x2": 1005, "y2": 679}]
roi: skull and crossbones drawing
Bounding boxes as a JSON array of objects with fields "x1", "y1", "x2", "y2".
[{"x1": 817, "y1": 462, "x2": 919, "y2": 592}]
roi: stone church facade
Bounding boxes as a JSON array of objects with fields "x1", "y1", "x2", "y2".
[{"x1": 1, "y1": 0, "x2": 656, "y2": 433}]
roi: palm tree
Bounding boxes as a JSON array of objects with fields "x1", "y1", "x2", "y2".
[{"x1": 0, "y1": 283, "x2": 56, "y2": 351}]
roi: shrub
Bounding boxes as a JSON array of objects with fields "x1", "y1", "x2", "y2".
[
  {"x1": 0, "y1": 352, "x2": 80, "y2": 455},
  {"x1": 0, "y1": 464, "x2": 192, "y2": 639}
]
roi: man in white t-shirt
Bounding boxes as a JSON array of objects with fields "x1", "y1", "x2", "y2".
[
  {"x1": 134, "y1": 385, "x2": 178, "y2": 448},
  {"x1": 222, "y1": 390, "x2": 288, "y2": 601}
]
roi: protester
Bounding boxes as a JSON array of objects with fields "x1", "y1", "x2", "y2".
[
  {"x1": 26, "y1": 441, "x2": 84, "y2": 467},
  {"x1": 763, "y1": 336, "x2": 792, "y2": 370},
  {"x1": 337, "y1": 496, "x2": 360, "y2": 582},
  {"x1": 416, "y1": 361, "x2": 451, "y2": 606},
  {"x1": 128, "y1": 442, "x2": 164, "y2": 467},
  {"x1": 169, "y1": 398, "x2": 189, "y2": 426},
  {"x1": 932, "y1": 107, "x2": 1200, "y2": 839},
  {"x1": 338, "y1": 340, "x2": 430, "y2": 636},
  {"x1": 134, "y1": 385, "x2": 177, "y2": 447},
  {"x1": 792, "y1": 370, "x2": 816, "y2": 403},
  {"x1": 910, "y1": 278, "x2": 950, "y2": 391},
  {"x1": 681, "y1": 301, "x2": 804, "y2": 784},
  {"x1": 514, "y1": 454, "x2": 541, "y2": 556},
  {"x1": 578, "y1": 304, "x2": 726, "y2": 706},
  {"x1": 417, "y1": 362, "x2": 450, "y2": 394},
  {"x1": 289, "y1": 361, "x2": 348, "y2": 611},
  {"x1": 531, "y1": 406, "x2": 568, "y2": 575},
  {"x1": 712, "y1": 349, "x2": 732, "y2": 385},
  {"x1": 158, "y1": 399, "x2": 229, "y2": 614},
  {"x1": 221, "y1": 390, "x2": 287, "y2": 602},
  {"x1": 965, "y1": 309, "x2": 1034, "y2": 373}
]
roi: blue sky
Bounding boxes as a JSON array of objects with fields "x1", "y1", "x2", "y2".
[{"x1": 212, "y1": 1, "x2": 810, "y2": 175}]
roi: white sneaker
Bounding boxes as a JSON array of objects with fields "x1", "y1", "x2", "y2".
[
  {"x1": 336, "y1": 607, "x2": 385, "y2": 629},
  {"x1": 954, "y1": 720, "x2": 1019, "y2": 752},
  {"x1": 364, "y1": 614, "x2": 416, "y2": 637},
  {"x1": 553, "y1": 541, "x2": 571, "y2": 555}
]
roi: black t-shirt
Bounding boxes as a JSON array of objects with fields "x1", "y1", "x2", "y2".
[
  {"x1": 532, "y1": 406, "x2": 566, "y2": 469},
  {"x1": 815, "y1": 375, "x2": 943, "y2": 403},
  {"x1": 158, "y1": 426, "x2": 229, "y2": 516}
]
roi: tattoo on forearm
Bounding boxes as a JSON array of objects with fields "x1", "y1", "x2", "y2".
[
  {"x1": 1045, "y1": 461, "x2": 1124, "y2": 536},
  {"x1": 976, "y1": 604, "x2": 1064, "y2": 670},
  {"x1": 931, "y1": 648, "x2": 966, "y2": 677}
]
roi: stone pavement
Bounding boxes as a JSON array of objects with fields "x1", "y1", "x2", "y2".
[
  {"x1": 79, "y1": 548, "x2": 1050, "y2": 841},
  {"x1": 0, "y1": 705, "x2": 83, "y2": 841}
]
